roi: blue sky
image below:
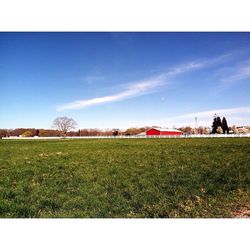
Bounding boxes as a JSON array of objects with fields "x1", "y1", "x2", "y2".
[{"x1": 0, "y1": 32, "x2": 250, "y2": 129}]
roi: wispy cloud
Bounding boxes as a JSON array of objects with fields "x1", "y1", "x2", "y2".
[
  {"x1": 131, "y1": 106, "x2": 250, "y2": 128},
  {"x1": 57, "y1": 54, "x2": 230, "y2": 111},
  {"x1": 160, "y1": 53, "x2": 230, "y2": 78},
  {"x1": 212, "y1": 61, "x2": 250, "y2": 94},
  {"x1": 81, "y1": 75, "x2": 104, "y2": 85},
  {"x1": 163, "y1": 106, "x2": 250, "y2": 127},
  {"x1": 57, "y1": 77, "x2": 166, "y2": 111},
  {"x1": 177, "y1": 106, "x2": 250, "y2": 119},
  {"x1": 221, "y1": 63, "x2": 250, "y2": 83}
]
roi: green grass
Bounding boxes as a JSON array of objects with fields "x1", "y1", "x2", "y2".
[{"x1": 0, "y1": 138, "x2": 249, "y2": 218}]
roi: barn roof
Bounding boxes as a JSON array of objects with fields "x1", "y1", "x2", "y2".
[{"x1": 147, "y1": 128, "x2": 182, "y2": 132}]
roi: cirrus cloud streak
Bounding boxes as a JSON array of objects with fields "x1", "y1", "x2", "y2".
[{"x1": 56, "y1": 54, "x2": 230, "y2": 111}]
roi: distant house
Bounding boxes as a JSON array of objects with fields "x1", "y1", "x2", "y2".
[
  {"x1": 236, "y1": 126, "x2": 249, "y2": 134},
  {"x1": 146, "y1": 128, "x2": 182, "y2": 136}
]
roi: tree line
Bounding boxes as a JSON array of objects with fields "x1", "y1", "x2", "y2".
[
  {"x1": 1, "y1": 115, "x2": 249, "y2": 138},
  {"x1": 0, "y1": 127, "x2": 151, "y2": 138},
  {"x1": 0, "y1": 117, "x2": 151, "y2": 137}
]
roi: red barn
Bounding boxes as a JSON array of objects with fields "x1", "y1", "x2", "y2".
[{"x1": 146, "y1": 128, "x2": 182, "y2": 136}]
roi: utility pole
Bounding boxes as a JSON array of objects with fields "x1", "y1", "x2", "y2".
[{"x1": 195, "y1": 116, "x2": 198, "y2": 134}]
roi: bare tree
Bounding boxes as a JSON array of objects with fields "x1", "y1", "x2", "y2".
[{"x1": 52, "y1": 117, "x2": 77, "y2": 136}]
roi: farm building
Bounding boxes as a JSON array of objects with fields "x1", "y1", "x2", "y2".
[{"x1": 146, "y1": 128, "x2": 182, "y2": 136}]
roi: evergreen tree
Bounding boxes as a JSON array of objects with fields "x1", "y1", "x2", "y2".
[
  {"x1": 216, "y1": 116, "x2": 222, "y2": 128},
  {"x1": 211, "y1": 117, "x2": 217, "y2": 134},
  {"x1": 211, "y1": 114, "x2": 222, "y2": 134},
  {"x1": 221, "y1": 117, "x2": 229, "y2": 134}
]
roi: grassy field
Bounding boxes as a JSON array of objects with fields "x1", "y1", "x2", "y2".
[{"x1": 0, "y1": 138, "x2": 249, "y2": 218}]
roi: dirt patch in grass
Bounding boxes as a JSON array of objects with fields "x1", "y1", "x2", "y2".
[{"x1": 232, "y1": 203, "x2": 250, "y2": 218}]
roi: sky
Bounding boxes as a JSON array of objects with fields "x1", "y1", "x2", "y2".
[{"x1": 0, "y1": 32, "x2": 250, "y2": 130}]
